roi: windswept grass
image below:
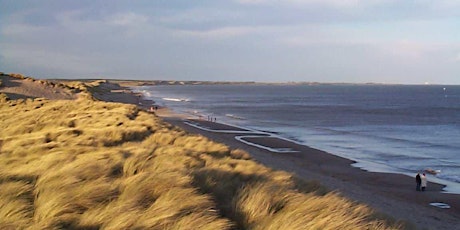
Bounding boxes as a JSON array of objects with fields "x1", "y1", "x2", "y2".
[{"x1": 0, "y1": 79, "x2": 406, "y2": 229}]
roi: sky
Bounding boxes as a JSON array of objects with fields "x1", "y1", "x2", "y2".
[{"x1": 0, "y1": 0, "x2": 459, "y2": 84}]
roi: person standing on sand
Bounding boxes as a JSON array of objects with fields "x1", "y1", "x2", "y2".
[
  {"x1": 421, "y1": 173, "x2": 427, "y2": 191},
  {"x1": 415, "y1": 173, "x2": 421, "y2": 191}
]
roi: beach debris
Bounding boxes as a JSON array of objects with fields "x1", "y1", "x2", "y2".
[{"x1": 429, "y1": 202, "x2": 450, "y2": 209}]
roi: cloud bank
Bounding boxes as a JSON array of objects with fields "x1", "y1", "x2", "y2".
[{"x1": 0, "y1": 0, "x2": 459, "y2": 84}]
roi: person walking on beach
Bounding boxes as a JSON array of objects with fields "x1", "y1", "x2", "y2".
[
  {"x1": 421, "y1": 173, "x2": 427, "y2": 191},
  {"x1": 415, "y1": 173, "x2": 421, "y2": 191}
]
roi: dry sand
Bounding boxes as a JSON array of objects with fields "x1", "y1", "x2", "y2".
[{"x1": 0, "y1": 74, "x2": 75, "y2": 100}]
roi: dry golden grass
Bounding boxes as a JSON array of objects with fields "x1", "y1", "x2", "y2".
[{"x1": 0, "y1": 79, "x2": 404, "y2": 229}]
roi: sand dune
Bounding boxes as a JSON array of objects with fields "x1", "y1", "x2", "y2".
[{"x1": 0, "y1": 74, "x2": 76, "y2": 100}]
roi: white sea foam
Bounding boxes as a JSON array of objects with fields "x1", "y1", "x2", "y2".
[
  {"x1": 226, "y1": 114, "x2": 245, "y2": 120},
  {"x1": 162, "y1": 97, "x2": 190, "y2": 102},
  {"x1": 235, "y1": 135, "x2": 299, "y2": 153}
]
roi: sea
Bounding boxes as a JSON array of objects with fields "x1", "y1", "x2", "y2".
[{"x1": 133, "y1": 84, "x2": 460, "y2": 193}]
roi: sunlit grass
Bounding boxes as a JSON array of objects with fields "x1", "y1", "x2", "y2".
[{"x1": 0, "y1": 79, "x2": 405, "y2": 229}]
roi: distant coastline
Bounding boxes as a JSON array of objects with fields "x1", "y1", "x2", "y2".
[{"x1": 44, "y1": 77, "x2": 459, "y2": 87}]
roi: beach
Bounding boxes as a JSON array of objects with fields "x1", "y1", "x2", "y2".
[
  {"x1": 151, "y1": 100, "x2": 460, "y2": 229},
  {"x1": 1, "y1": 75, "x2": 459, "y2": 229}
]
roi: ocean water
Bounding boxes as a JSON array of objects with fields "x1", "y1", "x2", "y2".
[{"x1": 134, "y1": 84, "x2": 460, "y2": 193}]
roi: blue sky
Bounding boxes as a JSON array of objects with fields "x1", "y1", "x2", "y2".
[{"x1": 1, "y1": 0, "x2": 459, "y2": 84}]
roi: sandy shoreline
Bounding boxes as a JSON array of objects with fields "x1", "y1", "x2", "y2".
[{"x1": 134, "y1": 88, "x2": 460, "y2": 229}]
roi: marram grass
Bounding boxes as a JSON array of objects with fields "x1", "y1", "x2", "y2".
[{"x1": 0, "y1": 83, "x2": 405, "y2": 229}]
